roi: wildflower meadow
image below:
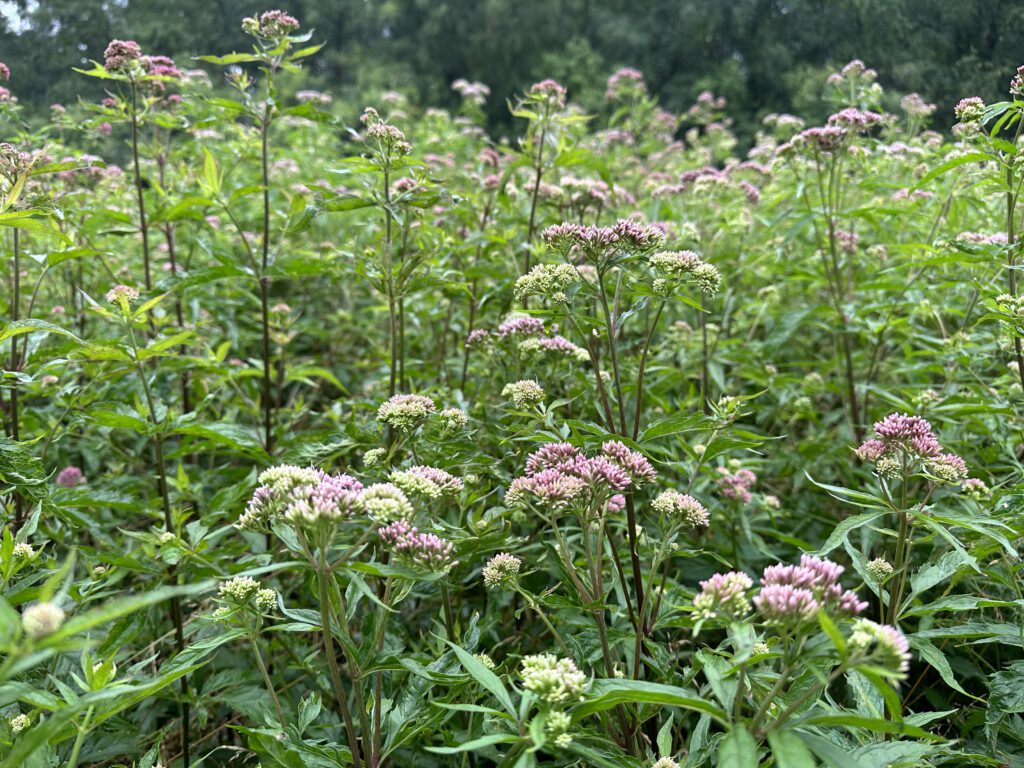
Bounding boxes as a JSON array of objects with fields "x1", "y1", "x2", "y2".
[{"x1": 2, "y1": 10, "x2": 1024, "y2": 768}]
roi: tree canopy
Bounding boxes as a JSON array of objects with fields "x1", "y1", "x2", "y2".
[{"x1": 2, "y1": 0, "x2": 1023, "y2": 140}]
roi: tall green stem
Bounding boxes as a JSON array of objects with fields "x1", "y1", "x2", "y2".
[
  {"x1": 130, "y1": 81, "x2": 152, "y2": 291},
  {"x1": 253, "y1": 636, "x2": 286, "y2": 727},
  {"x1": 315, "y1": 558, "x2": 362, "y2": 768},
  {"x1": 126, "y1": 319, "x2": 190, "y2": 768},
  {"x1": 259, "y1": 80, "x2": 275, "y2": 455}
]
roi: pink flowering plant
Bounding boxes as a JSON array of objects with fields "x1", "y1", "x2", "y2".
[{"x1": 3, "y1": 18, "x2": 1024, "y2": 768}]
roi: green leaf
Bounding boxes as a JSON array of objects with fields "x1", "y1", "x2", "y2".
[
  {"x1": 717, "y1": 726, "x2": 758, "y2": 768},
  {"x1": 800, "y1": 714, "x2": 937, "y2": 739},
  {"x1": 195, "y1": 52, "x2": 261, "y2": 65},
  {"x1": 906, "y1": 638, "x2": 973, "y2": 698},
  {"x1": 907, "y1": 549, "x2": 978, "y2": 604},
  {"x1": 767, "y1": 730, "x2": 816, "y2": 768},
  {"x1": 640, "y1": 412, "x2": 712, "y2": 441},
  {"x1": 818, "y1": 509, "x2": 890, "y2": 557},
  {"x1": 0, "y1": 319, "x2": 83, "y2": 345},
  {"x1": 425, "y1": 733, "x2": 521, "y2": 754},
  {"x1": 571, "y1": 679, "x2": 727, "y2": 724},
  {"x1": 445, "y1": 641, "x2": 517, "y2": 716}
]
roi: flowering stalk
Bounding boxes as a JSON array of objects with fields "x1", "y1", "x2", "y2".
[
  {"x1": 313, "y1": 546, "x2": 363, "y2": 768},
  {"x1": 156, "y1": 147, "x2": 191, "y2": 416},
  {"x1": 258, "y1": 60, "x2": 276, "y2": 455},
  {"x1": 129, "y1": 80, "x2": 152, "y2": 292},
  {"x1": 116, "y1": 289, "x2": 190, "y2": 767},
  {"x1": 1003, "y1": 120, "x2": 1024, "y2": 392}
]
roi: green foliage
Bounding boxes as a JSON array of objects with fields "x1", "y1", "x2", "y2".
[{"x1": 0, "y1": 10, "x2": 1023, "y2": 768}]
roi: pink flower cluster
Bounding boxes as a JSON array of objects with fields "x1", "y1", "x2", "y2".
[
  {"x1": 142, "y1": 55, "x2": 182, "y2": 79},
  {"x1": 605, "y1": 67, "x2": 646, "y2": 100},
  {"x1": 755, "y1": 554, "x2": 868, "y2": 626},
  {"x1": 855, "y1": 413, "x2": 967, "y2": 482},
  {"x1": 795, "y1": 125, "x2": 846, "y2": 152},
  {"x1": 529, "y1": 79, "x2": 567, "y2": 108},
  {"x1": 244, "y1": 10, "x2": 300, "y2": 38},
  {"x1": 507, "y1": 441, "x2": 656, "y2": 513},
  {"x1": 283, "y1": 472, "x2": 364, "y2": 524},
  {"x1": 465, "y1": 316, "x2": 588, "y2": 362},
  {"x1": 0, "y1": 62, "x2": 9, "y2": 82},
  {"x1": 56, "y1": 466, "x2": 86, "y2": 488},
  {"x1": 379, "y1": 521, "x2": 457, "y2": 572},
  {"x1": 542, "y1": 219, "x2": 666, "y2": 264},
  {"x1": 717, "y1": 468, "x2": 756, "y2": 504},
  {"x1": 104, "y1": 40, "x2": 142, "y2": 73},
  {"x1": 826, "y1": 108, "x2": 884, "y2": 131}
]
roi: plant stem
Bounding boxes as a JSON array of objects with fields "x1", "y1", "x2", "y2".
[
  {"x1": 130, "y1": 80, "x2": 152, "y2": 291},
  {"x1": 523, "y1": 106, "x2": 549, "y2": 289},
  {"x1": 253, "y1": 635, "x2": 287, "y2": 727},
  {"x1": 10, "y1": 228, "x2": 23, "y2": 524},
  {"x1": 259, "y1": 92, "x2": 275, "y2": 455},
  {"x1": 127, "y1": 320, "x2": 191, "y2": 768},
  {"x1": 315, "y1": 560, "x2": 362, "y2": 768},
  {"x1": 371, "y1": 576, "x2": 393, "y2": 768},
  {"x1": 441, "y1": 582, "x2": 456, "y2": 640},
  {"x1": 66, "y1": 705, "x2": 95, "y2": 768},
  {"x1": 632, "y1": 299, "x2": 666, "y2": 439}
]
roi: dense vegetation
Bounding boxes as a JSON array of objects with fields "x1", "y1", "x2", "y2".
[
  {"x1": 3, "y1": 0, "x2": 1024, "y2": 143},
  {"x1": 2, "y1": 9, "x2": 1024, "y2": 768}
]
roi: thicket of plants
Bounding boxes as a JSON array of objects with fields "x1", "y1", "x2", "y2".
[{"x1": 1, "y1": 10, "x2": 1023, "y2": 768}]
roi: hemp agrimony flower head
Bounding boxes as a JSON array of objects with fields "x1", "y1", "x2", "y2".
[
  {"x1": 56, "y1": 466, "x2": 86, "y2": 488},
  {"x1": 649, "y1": 250, "x2": 722, "y2": 296},
  {"x1": 218, "y1": 575, "x2": 277, "y2": 612},
  {"x1": 542, "y1": 219, "x2": 666, "y2": 269},
  {"x1": 855, "y1": 412, "x2": 967, "y2": 483},
  {"x1": 362, "y1": 107, "x2": 412, "y2": 161},
  {"x1": 866, "y1": 557, "x2": 894, "y2": 581},
  {"x1": 717, "y1": 467, "x2": 757, "y2": 504},
  {"x1": 757, "y1": 554, "x2": 867, "y2": 626},
  {"x1": 482, "y1": 552, "x2": 521, "y2": 589},
  {"x1": 390, "y1": 465, "x2": 464, "y2": 500},
  {"x1": 238, "y1": 464, "x2": 325, "y2": 530},
  {"x1": 652, "y1": 491, "x2": 709, "y2": 529},
  {"x1": 106, "y1": 284, "x2": 140, "y2": 311},
  {"x1": 377, "y1": 394, "x2": 436, "y2": 431},
  {"x1": 378, "y1": 521, "x2": 457, "y2": 573},
  {"x1": 438, "y1": 407, "x2": 468, "y2": 432},
  {"x1": 283, "y1": 472, "x2": 364, "y2": 530},
  {"x1": 847, "y1": 619, "x2": 911, "y2": 678},
  {"x1": 601, "y1": 441, "x2": 657, "y2": 487},
  {"x1": 502, "y1": 379, "x2": 545, "y2": 409},
  {"x1": 9, "y1": 713, "x2": 29, "y2": 734},
  {"x1": 451, "y1": 78, "x2": 491, "y2": 106},
  {"x1": 826, "y1": 108, "x2": 884, "y2": 132},
  {"x1": 651, "y1": 759, "x2": 681, "y2": 768},
  {"x1": 507, "y1": 442, "x2": 646, "y2": 516},
  {"x1": 22, "y1": 602, "x2": 65, "y2": 639},
  {"x1": 605, "y1": 67, "x2": 646, "y2": 101},
  {"x1": 954, "y1": 97, "x2": 985, "y2": 123},
  {"x1": 796, "y1": 125, "x2": 846, "y2": 153},
  {"x1": 103, "y1": 40, "x2": 143, "y2": 74},
  {"x1": 528, "y1": 79, "x2": 567, "y2": 110},
  {"x1": 961, "y1": 477, "x2": 990, "y2": 499},
  {"x1": 363, "y1": 447, "x2": 387, "y2": 468},
  {"x1": 12, "y1": 543, "x2": 35, "y2": 559},
  {"x1": 359, "y1": 483, "x2": 414, "y2": 524},
  {"x1": 693, "y1": 571, "x2": 753, "y2": 622},
  {"x1": 519, "y1": 654, "x2": 588, "y2": 705},
  {"x1": 514, "y1": 263, "x2": 580, "y2": 304},
  {"x1": 242, "y1": 10, "x2": 300, "y2": 40}
]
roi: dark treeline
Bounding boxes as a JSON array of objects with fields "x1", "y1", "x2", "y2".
[{"x1": 2, "y1": 0, "x2": 1023, "y2": 140}]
